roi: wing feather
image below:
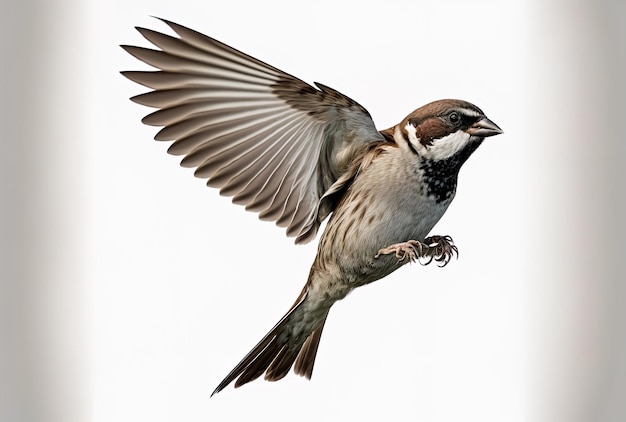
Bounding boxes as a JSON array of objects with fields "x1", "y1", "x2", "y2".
[{"x1": 122, "y1": 18, "x2": 385, "y2": 243}]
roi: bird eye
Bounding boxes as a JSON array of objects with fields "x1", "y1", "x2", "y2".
[{"x1": 448, "y1": 112, "x2": 460, "y2": 124}]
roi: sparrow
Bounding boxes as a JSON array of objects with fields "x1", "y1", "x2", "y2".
[{"x1": 121, "y1": 18, "x2": 503, "y2": 396}]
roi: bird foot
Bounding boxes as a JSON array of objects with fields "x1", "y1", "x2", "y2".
[
  {"x1": 375, "y1": 235, "x2": 458, "y2": 267},
  {"x1": 422, "y1": 235, "x2": 458, "y2": 267},
  {"x1": 375, "y1": 240, "x2": 425, "y2": 263}
]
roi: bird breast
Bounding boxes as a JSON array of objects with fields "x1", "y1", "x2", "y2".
[{"x1": 314, "y1": 146, "x2": 454, "y2": 290}]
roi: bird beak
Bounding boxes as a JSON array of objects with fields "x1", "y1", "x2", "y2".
[{"x1": 466, "y1": 117, "x2": 503, "y2": 137}]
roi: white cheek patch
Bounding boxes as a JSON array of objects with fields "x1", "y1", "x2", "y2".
[
  {"x1": 404, "y1": 122, "x2": 472, "y2": 161},
  {"x1": 425, "y1": 130, "x2": 472, "y2": 161}
]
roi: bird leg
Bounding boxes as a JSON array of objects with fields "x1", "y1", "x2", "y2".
[{"x1": 375, "y1": 235, "x2": 458, "y2": 267}]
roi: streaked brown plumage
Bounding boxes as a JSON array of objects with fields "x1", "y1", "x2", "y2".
[{"x1": 121, "y1": 18, "x2": 502, "y2": 396}]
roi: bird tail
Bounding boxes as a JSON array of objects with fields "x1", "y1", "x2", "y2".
[{"x1": 211, "y1": 290, "x2": 329, "y2": 396}]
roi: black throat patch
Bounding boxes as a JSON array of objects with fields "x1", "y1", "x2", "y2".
[{"x1": 418, "y1": 140, "x2": 483, "y2": 203}]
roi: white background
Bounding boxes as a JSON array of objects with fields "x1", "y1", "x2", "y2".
[{"x1": 1, "y1": 0, "x2": 624, "y2": 421}]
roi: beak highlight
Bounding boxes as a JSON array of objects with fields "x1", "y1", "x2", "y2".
[{"x1": 466, "y1": 117, "x2": 503, "y2": 137}]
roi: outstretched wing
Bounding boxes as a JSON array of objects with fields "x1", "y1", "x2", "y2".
[{"x1": 121, "y1": 19, "x2": 385, "y2": 243}]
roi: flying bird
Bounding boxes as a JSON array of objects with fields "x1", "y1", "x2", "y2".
[{"x1": 121, "y1": 18, "x2": 503, "y2": 396}]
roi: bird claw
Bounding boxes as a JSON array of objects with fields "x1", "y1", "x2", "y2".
[
  {"x1": 423, "y1": 235, "x2": 458, "y2": 267},
  {"x1": 375, "y1": 235, "x2": 458, "y2": 267}
]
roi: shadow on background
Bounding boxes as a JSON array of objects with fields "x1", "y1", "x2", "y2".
[
  {"x1": 1, "y1": 2, "x2": 89, "y2": 422},
  {"x1": 526, "y1": 1, "x2": 625, "y2": 421}
]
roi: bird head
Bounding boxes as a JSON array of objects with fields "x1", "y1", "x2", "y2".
[{"x1": 397, "y1": 99, "x2": 502, "y2": 163}]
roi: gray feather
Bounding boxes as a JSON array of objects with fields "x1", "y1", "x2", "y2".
[{"x1": 122, "y1": 19, "x2": 385, "y2": 243}]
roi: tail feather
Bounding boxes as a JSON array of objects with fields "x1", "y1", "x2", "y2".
[
  {"x1": 233, "y1": 339, "x2": 281, "y2": 387},
  {"x1": 265, "y1": 346, "x2": 299, "y2": 381},
  {"x1": 211, "y1": 291, "x2": 329, "y2": 396},
  {"x1": 294, "y1": 314, "x2": 327, "y2": 378}
]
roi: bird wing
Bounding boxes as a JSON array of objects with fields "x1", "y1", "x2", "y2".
[{"x1": 121, "y1": 19, "x2": 385, "y2": 244}]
